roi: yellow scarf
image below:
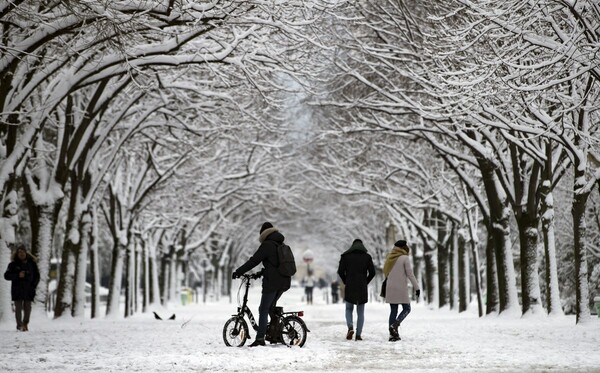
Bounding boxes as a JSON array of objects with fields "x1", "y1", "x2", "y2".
[{"x1": 383, "y1": 247, "x2": 408, "y2": 277}]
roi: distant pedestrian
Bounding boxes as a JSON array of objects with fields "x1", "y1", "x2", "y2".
[
  {"x1": 383, "y1": 240, "x2": 420, "y2": 342},
  {"x1": 303, "y1": 272, "x2": 316, "y2": 304},
  {"x1": 337, "y1": 239, "x2": 375, "y2": 341},
  {"x1": 4, "y1": 244, "x2": 40, "y2": 332},
  {"x1": 330, "y1": 279, "x2": 340, "y2": 303}
]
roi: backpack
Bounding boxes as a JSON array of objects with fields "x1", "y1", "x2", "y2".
[{"x1": 274, "y1": 243, "x2": 297, "y2": 277}]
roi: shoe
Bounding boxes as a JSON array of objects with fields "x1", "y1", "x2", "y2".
[
  {"x1": 16, "y1": 325, "x2": 22, "y2": 331},
  {"x1": 389, "y1": 335, "x2": 401, "y2": 342},
  {"x1": 249, "y1": 338, "x2": 266, "y2": 347},
  {"x1": 346, "y1": 328, "x2": 354, "y2": 340},
  {"x1": 355, "y1": 335, "x2": 362, "y2": 341},
  {"x1": 22, "y1": 324, "x2": 28, "y2": 332}
]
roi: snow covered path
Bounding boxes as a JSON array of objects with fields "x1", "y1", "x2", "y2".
[{"x1": 1, "y1": 287, "x2": 599, "y2": 372}]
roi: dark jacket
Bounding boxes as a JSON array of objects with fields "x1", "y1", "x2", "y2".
[
  {"x1": 235, "y1": 231, "x2": 291, "y2": 293},
  {"x1": 337, "y1": 241, "x2": 375, "y2": 305},
  {"x1": 4, "y1": 255, "x2": 40, "y2": 301}
]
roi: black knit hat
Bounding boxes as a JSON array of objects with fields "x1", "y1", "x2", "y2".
[
  {"x1": 394, "y1": 240, "x2": 407, "y2": 248},
  {"x1": 260, "y1": 222, "x2": 274, "y2": 234},
  {"x1": 352, "y1": 238, "x2": 363, "y2": 244}
]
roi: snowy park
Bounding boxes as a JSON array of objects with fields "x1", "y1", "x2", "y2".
[
  {"x1": 2, "y1": 1, "x2": 600, "y2": 373},
  {"x1": 1, "y1": 286, "x2": 599, "y2": 373}
]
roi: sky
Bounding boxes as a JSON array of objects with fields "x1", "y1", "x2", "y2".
[{"x1": 1, "y1": 286, "x2": 599, "y2": 372}]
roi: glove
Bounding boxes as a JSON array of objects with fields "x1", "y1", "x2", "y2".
[
  {"x1": 415, "y1": 289, "x2": 421, "y2": 298},
  {"x1": 232, "y1": 271, "x2": 242, "y2": 279}
]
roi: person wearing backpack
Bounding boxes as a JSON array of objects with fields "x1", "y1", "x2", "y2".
[
  {"x1": 232, "y1": 222, "x2": 294, "y2": 347},
  {"x1": 337, "y1": 238, "x2": 375, "y2": 341}
]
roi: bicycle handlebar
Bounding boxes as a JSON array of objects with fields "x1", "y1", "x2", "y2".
[{"x1": 240, "y1": 270, "x2": 264, "y2": 280}]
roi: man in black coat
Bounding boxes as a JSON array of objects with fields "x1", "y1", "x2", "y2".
[
  {"x1": 337, "y1": 238, "x2": 375, "y2": 341},
  {"x1": 233, "y1": 222, "x2": 291, "y2": 347},
  {"x1": 4, "y1": 243, "x2": 40, "y2": 331}
]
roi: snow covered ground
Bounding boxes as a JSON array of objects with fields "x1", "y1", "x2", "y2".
[{"x1": 1, "y1": 286, "x2": 599, "y2": 373}]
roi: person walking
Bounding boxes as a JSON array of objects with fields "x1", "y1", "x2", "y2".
[
  {"x1": 232, "y1": 222, "x2": 291, "y2": 347},
  {"x1": 4, "y1": 243, "x2": 40, "y2": 332},
  {"x1": 337, "y1": 238, "x2": 375, "y2": 341},
  {"x1": 303, "y1": 272, "x2": 316, "y2": 305},
  {"x1": 330, "y1": 279, "x2": 340, "y2": 304},
  {"x1": 383, "y1": 240, "x2": 420, "y2": 342}
]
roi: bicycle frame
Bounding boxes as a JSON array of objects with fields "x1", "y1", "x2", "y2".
[
  {"x1": 224, "y1": 271, "x2": 309, "y2": 347},
  {"x1": 234, "y1": 274, "x2": 259, "y2": 331}
]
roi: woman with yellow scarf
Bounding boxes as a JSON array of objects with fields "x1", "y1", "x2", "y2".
[{"x1": 382, "y1": 240, "x2": 420, "y2": 342}]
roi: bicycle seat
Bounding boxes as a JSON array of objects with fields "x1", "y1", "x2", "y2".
[{"x1": 273, "y1": 306, "x2": 284, "y2": 315}]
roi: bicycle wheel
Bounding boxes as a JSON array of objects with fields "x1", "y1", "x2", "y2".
[
  {"x1": 223, "y1": 316, "x2": 249, "y2": 347},
  {"x1": 280, "y1": 316, "x2": 307, "y2": 347}
]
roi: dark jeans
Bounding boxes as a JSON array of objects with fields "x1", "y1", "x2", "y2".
[
  {"x1": 345, "y1": 301, "x2": 365, "y2": 336},
  {"x1": 389, "y1": 303, "x2": 411, "y2": 326},
  {"x1": 257, "y1": 290, "x2": 284, "y2": 340},
  {"x1": 15, "y1": 300, "x2": 32, "y2": 328},
  {"x1": 305, "y1": 287, "x2": 314, "y2": 304}
]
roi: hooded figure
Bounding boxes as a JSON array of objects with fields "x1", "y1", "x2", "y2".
[
  {"x1": 337, "y1": 239, "x2": 375, "y2": 341},
  {"x1": 232, "y1": 222, "x2": 291, "y2": 346}
]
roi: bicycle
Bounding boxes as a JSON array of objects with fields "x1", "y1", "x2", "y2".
[{"x1": 223, "y1": 271, "x2": 309, "y2": 347}]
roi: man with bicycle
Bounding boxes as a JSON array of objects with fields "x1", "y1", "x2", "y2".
[{"x1": 232, "y1": 222, "x2": 291, "y2": 347}]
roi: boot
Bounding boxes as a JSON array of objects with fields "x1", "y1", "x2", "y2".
[
  {"x1": 249, "y1": 338, "x2": 266, "y2": 347},
  {"x1": 22, "y1": 323, "x2": 28, "y2": 332},
  {"x1": 389, "y1": 327, "x2": 400, "y2": 341},
  {"x1": 389, "y1": 322, "x2": 400, "y2": 341},
  {"x1": 355, "y1": 335, "x2": 363, "y2": 341},
  {"x1": 346, "y1": 328, "x2": 354, "y2": 340}
]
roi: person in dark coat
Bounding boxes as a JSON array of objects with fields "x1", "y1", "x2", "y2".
[
  {"x1": 331, "y1": 279, "x2": 340, "y2": 303},
  {"x1": 337, "y1": 239, "x2": 375, "y2": 341},
  {"x1": 232, "y1": 222, "x2": 291, "y2": 347},
  {"x1": 4, "y1": 243, "x2": 40, "y2": 331}
]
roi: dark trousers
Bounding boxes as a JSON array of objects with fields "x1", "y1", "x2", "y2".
[
  {"x1": 305, "y1": 287, "x2": 314, "y2": 304},
  {"x1": 15, "y1": 300, "x2": 32, "y2": 328},
  {"x1": 257, "y1": 290, "x2": 284, "y2": 340},
  {"x1": 389, "y1": 303, "x2": 411, "y2": 326}
]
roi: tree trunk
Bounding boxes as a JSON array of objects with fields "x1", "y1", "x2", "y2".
[
  {"x1": 72, "y1": 210, "x2": 92, "y2": 318},
  {"x1": 0, "y1": 190, "x2": 19, "y2": 323},
  {"x1": 437, "y1": 242, "x2": 450, "y2": 308},
  {"x1": 572, "y1": 185, "x2": 591, "y2": 324},
  {"x1": 449, "y1": 230, "x2": 457, "y2": 310},
  {"x1": 436, "y1": 210, "x2": 450, "y2": 308},
  {"x1": 160, "y1": 254, "x2": 169, "y2": 306},
  {"x1": 494, "y1": 206, "x2": 520, "y2": 314},
  {"x1": 479, "y1": 158, "x2": 519, "y2": 314},
  {"x1": 517, "y1": 214, "x2": 543, "y2": 315},
  {"x1": 142, "y1": 241, "x2": 150, "y2": 313},
  {"x1": 89, "y1": 208, "x2": 100, "y2": 319},
  {"x1": 124, "y1": 241, "x2": 135, "y2": 317},
  {"x1": 540, "y1": 179, "x2": 563, "y2": 315},
  {"x1": 169, "y1": 249, "x2": 178, "y2": 303},
  {"x1": 150, "y1": 254, "x2": 160, "y2": 305},
  {"x1": 484, "y1": 231, "x2": 498, "y2": 314},
  {"x1": 458, "y1": 229, "x2": 469, "y2": 312},
  {"x1": 134, "y1": 240, "x2": 141, "y2": 313},
  {"x1": 423, "y1": 239, "x2": 438, "y2": 306},
  {"x1": 106, "y1": 241, "x2": 125, "y2": 317},
  {"x1": 53, "y1": 239, "x2": 76, "y2": 318},
  {"x1": 31, "y1": 204, "x2": 60, "y2": 310}
]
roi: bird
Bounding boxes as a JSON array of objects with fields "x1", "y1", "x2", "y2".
[
  {"x1": 168, "y1": 313, "x2": 176, "y2": 320},
  {"x1": 153, "y1": 311, "x2": 163, "y2": 320}
]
